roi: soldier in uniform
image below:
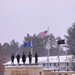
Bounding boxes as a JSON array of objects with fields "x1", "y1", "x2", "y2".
[
  {"x1": 11, "y1": 53, "x2": 14, "y2": 64},
  {"x1": 34, "y1": 52, "x2": 38, "y2": 64},
  {"x1": 16, "y1": 53, "x2": 20, "y2": 65},
  {"x1": 22, "y1": 52, "x2": 26, "y2": 64},
  {"x1": 28, "y1": 52, "x2": 32, "y2": 64}
]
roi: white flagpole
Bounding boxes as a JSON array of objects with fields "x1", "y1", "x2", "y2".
[
  {"x1": 66, "y1": 49, "x2": 67, "y2": 71},
  {"x1": 58, "y1": 44, "x2": 60, "y2": 71},
  {"x1": 31, "y1": 39, "x2": 33, "y2": 57},
  {"x1": 47, "y1": 27, "x2": 50, "y2": 68}
]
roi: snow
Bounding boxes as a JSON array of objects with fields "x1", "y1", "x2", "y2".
[{"x1": 5, "y1": 65, "x2": 43, "y2": 68}]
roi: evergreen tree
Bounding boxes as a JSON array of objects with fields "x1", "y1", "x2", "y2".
[
  {"x1": 21, "y1": 33, "x2": 59, "y2": 56},
  {"x1": 65, "y1": 22, "x2": 75, "y2": 71},
  {"x1": 65, "y1": 22, "x2": 75, "y2": 55}
]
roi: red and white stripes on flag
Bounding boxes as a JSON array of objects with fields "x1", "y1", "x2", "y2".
[{"x1": 38, "y1": 30, "x2": 48, "y2": 37}]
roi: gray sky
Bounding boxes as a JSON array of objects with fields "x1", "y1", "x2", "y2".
[{"x1": 0, "y1": 0, "x2": 75, "y2": 44}]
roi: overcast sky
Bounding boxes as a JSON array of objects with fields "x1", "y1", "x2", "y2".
[{"x1": 0, "y1": 0, "x2": 75, "y2": 44}]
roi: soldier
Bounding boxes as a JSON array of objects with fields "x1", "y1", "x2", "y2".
[
  {"x1": 22, "y1": 52, "x2": 26, "y2": 64},
  {"x1": 28, "y1": 52, "x2": 32, "y2": 64},
  {"x1": 35, "y1": 52, "x2": 38, "y2": 64},
  {"x1": 11, "y1": 53, "x2": 14, "y2": 65},
  {"x1": 16, "y1": 53, "x2": 20, "y2": 65}
]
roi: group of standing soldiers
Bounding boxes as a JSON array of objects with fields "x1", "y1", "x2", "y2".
[{"x1": 11, "y1": 52, "x2": 38, "y2": 65}]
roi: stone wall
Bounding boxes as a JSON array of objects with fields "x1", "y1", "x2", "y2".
[
  {"x1": 4, "y1": 66, "x2": 44, "y2": 75},
  {"x1": 44, "y1": 70, "x2": 54, "y2": 75},
  {"x1": 43, "y1": 70, "x2": 74, "y2": 75},
  {"x1": 53, "y1": 71, "x2": 74, "y2": 75},
  {"x1": 4, "y1": 65, "x2": 75, "y2": 75}
]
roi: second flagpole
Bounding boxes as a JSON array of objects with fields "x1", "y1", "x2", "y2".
[
  {"x1": 31, "y1": 38, "x2": 33, "y2": 57},
  {"x1": 47, "y1": 27, "x2": 50, "y2": 68}
]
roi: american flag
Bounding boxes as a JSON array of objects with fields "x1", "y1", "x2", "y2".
[{"x1": 38, "y1": 30, "x2": 47, "y2": 37}]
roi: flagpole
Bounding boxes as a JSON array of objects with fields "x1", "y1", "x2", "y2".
[
  {"x1": 66, "y1": 49, "x2": 67, "y2": 71},
  {"x1": 31, "y1": 39, "x2": 33, "y2": 57},
  {"x1": 47, "y1": 27, "x2": 50, "y2": 68},
  {"x1": 58, "y1": 44, "x2": 60, "y2": 71}
]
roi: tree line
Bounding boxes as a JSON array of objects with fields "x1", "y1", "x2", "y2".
[{"x1": 0, "y1": 34, "x2": 66, "y2": 64}]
